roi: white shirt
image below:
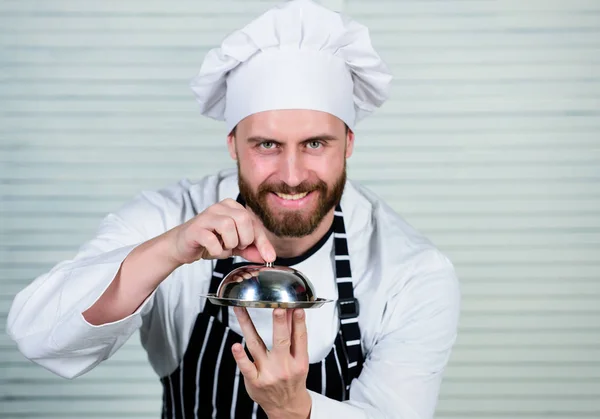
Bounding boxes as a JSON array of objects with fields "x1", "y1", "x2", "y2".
[{"x1": 6, "y1": 168, "x2": 460, "y2": 419}]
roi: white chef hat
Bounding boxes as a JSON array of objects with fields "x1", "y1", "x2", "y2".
[{"x1": 189, "y1": 0, "x2": 393, "y2": 133}]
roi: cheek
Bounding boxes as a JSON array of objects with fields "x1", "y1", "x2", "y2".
[
  {"x1": 240, "y1": 154, "x2": 274, "y2": 184},
  {"x1": 309, "y1": 155, "x2": 344, "y2": 183}
]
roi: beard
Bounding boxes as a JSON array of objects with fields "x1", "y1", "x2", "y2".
[{"x1": 238, "y1": 162, "x2": 347, "y2": 238}]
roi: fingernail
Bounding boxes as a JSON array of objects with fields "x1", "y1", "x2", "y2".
[
  {"x1": 267, "y1": 249, "x2": 276, "y2": 262},
  {"x1": 294, "y1": 309, "x2": 304, "y2": 319},
  {"x1": 274, "y1": 308, "x2": 284, "y2": 318}
]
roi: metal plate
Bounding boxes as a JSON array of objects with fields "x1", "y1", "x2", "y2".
[{"x1": 201, "y1": 294, "x2": 332, "y2": 309}]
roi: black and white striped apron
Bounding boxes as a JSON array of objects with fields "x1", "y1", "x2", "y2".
[{"x1": 160, "y1": 203, "x2": 363, "y2": 418}]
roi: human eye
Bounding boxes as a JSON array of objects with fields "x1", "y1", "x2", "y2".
[
  {"x1": 306, "y1": 140, "x2": 322, "y2": 149},
  {"x1": 259, "y1": 141, "x2": 276, "y2": 150}
]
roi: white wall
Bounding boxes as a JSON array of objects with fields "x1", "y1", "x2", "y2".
[{"x1": 1, "y1": 0, "x2": 599, "y2": 417}]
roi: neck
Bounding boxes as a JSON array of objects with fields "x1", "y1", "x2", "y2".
[{"x1": 261, "y1": 209, "x2": 335, "y2": 259}]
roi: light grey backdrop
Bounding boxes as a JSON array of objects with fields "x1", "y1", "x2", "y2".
[{"x1": 1, "y1": 0, "x2": 599, "y2": 418}]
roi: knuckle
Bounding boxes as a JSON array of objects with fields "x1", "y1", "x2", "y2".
[
  {"x1": 278, "y1": 370, "x2": 291, "y2": 381},
  {"x1": 219, "y1": 217, "x2": 236, "y2": 231},
  {"x1": 262, "y1": 374, "x2": 277, "y2": 387},
  {"x1": 238, "y1": 210, "x2": 252, "y2": 225},
  {"x1": 221, "y1": 198, "x2": 243, "y2": 211},
  {"x1": 295, "y1": 363, "x2": 309, "y2": 376},
  {"x1": 275, "y1": 337, "x2": 291, "y2": 347},
  {"x1": 204, "y1": 203, "x2": 219, "y2": 214},
  {"x1": 222, "y1": 198, "x2": 238, "y2": 206},
  {"x1": 196, "y1": 229, "x2": 211, "y2": 244},
  {"x1": 255, "y1": 378, "x2": 267, "y2": 389},
  {"x1": 249, "y1": 338, "x2": 263, "y2": 349}
]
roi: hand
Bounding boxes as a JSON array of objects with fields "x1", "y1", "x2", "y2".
[
  {"x1": 167, "y1": 198, "x2": 276, "y2": 265},
  {"x1": 232, "y1": 307, "x2": 312, "y2": 419}
]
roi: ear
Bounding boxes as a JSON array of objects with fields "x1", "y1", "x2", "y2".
[
  {"x1": 345, "y1": 129, "x2": 355, "y2": 159},
  {"x1": 227, "y1": 133, "x2": 238, "y2": 160}
]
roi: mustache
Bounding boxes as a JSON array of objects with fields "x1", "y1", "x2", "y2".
[{"x1": 258, "y1": 180, "x2": 327, "y2": 195}]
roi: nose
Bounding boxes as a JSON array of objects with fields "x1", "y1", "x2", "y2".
[{"x1": 278, "y1": 148, "x2": 308, "y2": 188}]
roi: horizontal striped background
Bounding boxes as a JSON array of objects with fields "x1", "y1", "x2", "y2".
[{"x1": 1, "y1": 0, "x2": 599, "y2": 418}]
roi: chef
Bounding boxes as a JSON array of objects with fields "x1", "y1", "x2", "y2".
[{"x1": 6, "y1": 1, "x2": 460, "y2": 418}]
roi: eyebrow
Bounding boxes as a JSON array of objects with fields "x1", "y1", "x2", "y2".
[{"x1": 245, "y1": 135, "x2": 340, "y2": 144}]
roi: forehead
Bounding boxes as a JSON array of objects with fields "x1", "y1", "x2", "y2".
[{"x1": 236, "y1": 109, "x2": 345, "y2": 141}]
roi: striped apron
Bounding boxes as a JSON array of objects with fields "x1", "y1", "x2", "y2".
[{"x1": 160, "y1": 203, "x2": 363, "y2": 418}]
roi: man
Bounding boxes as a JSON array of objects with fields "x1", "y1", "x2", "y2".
[{"x1": 7, "y1": 1, "x2": 460, "y2": 418}]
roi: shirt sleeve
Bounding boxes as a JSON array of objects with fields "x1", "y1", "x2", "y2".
[
  {"x1": 5, "y1": 190, "x2": 174, "y2": 380},
  {"x1": 309, "y1": 251, "x2": 461, "y2": 418}
]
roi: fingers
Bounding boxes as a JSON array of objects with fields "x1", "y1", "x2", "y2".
[
  {"x1": 216, "y1": 199, "x2": 255, "y2": 250},
  {"x1": 287, "y1": 309, "x2": 293, "y2": 334},
  {"x1": 234, "y1": 246, "x2": 267, "y2": 264},
  {"x1": 210, "y1": 214, "x2": 240, "y2": 251},
  {"x1": 195, "y1": 199, "x2": 275, "y2": 263},
  {"x1": 195, "y1": 228, "x2": 225, "y2": 258},
  {"x1": 271, "y1": 308, "x2": 292, "y2": 357},
  {"x1": 232, "y1": 343, "x2": 258, "y2": 381},
  {"x1": 233, "y1": 307, "x2": 267, "y2": 363},
  {"x1": 291, "y1": 309, "x2": 308, "y2": 362},
  {"x1": 252, "y1": 218, "x2": 276, "y2": 263}
]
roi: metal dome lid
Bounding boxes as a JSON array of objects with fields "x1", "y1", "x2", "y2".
[{"x1": 202, "y1": 262, "x2": 332, "y2": 309}]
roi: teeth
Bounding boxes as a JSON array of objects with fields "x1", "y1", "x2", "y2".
[{"x1": 275, "y1": 192, "x2": 308, "y2": 200}]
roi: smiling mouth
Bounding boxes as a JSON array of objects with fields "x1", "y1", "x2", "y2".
[{"x1": 273, "y1": 192, "x2": 309, "y2": 200}]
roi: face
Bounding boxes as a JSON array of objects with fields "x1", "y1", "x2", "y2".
[{"x1": 228, "y1": 109, "x2": 354, "y2": 237}]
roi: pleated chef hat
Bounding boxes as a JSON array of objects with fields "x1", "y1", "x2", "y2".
[{"x1": 189, "y1": 0, "x2": 393, "y2": 133}]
